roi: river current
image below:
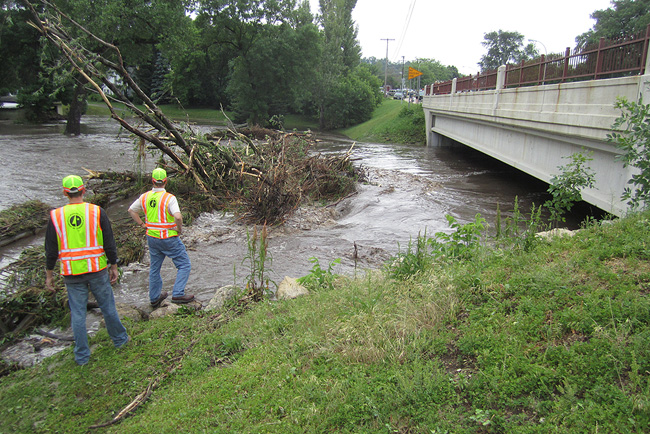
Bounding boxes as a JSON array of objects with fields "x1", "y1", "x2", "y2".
[{"x1": 0, "y1": 115, "x2": 552, "y2": 308}]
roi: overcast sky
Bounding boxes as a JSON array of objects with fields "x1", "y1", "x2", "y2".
[{"x1": 308, "y1": 0, "x2": 614, "y2": 75}]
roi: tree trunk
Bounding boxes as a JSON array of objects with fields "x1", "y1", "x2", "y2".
[{"x1": 65, "y1": 79, "x2": 86, "y2": 135}]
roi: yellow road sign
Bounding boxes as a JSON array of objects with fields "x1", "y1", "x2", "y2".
[{"x1": 408, "y1": 67, "x2": 423, "y2": 80}]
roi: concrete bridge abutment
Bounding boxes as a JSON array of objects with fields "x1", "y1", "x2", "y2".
[{"x1": 422, "y1": 73, "x2": 650, "y2": 216}]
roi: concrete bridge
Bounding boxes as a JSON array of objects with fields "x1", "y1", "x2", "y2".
[{"x1": 422, "y1": 52, "x2": 650, "y2": 217}]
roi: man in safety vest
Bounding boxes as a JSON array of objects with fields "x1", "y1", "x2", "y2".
[
  {"x1": 128, "y1": 168, "x2": 194, "y2": 307},
  {"x1": 45, "y1": 175, "x2": 129, "y2": 366}
]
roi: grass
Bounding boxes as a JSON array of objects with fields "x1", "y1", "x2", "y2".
[
  {"x1": 340, "y1": 98, "x2": 425, "y2": 144},
  {"x1": 85, "y1": 102, "x2": 319, "y2": 131},
  {"x1": 2, "y1": 210, "x2": 650, "y2": 433},
  {"x1": 85, "y1": 99, "x2": 418, "y2": 143}
]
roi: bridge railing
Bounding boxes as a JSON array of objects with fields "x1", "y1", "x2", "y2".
[{"x1": 426, "y1": 24, "x2": 650, "y2": 95}]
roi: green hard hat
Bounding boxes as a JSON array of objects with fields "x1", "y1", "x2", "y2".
[
  {"x1": 152, "y1": 168, "x2": 167, "y2": 182},
  {"x1": 62, "y1": 175, "x2": 84, "y2": 193}
]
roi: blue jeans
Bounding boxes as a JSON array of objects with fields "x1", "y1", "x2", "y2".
[
  {"x1": 147, "y1": 235, "x2": 191, "y2": 302},
  {"x1": 65, "y1": 269, "x2": 128, "y2": 365}
]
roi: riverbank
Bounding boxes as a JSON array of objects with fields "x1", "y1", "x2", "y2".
[
  {"x1": 84, "y1": 98, "x2": 422, "y2": 144},
  {"x1": 1, "y1": 208, "x2": 648, "y2": 432}
]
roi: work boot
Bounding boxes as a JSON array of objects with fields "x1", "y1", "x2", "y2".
[
  {"x1": 150, "y1": 291, "x2": 168, "y2": 308},
  {"x1": 171, "y1": 294, "x2": 195, "y2": 304}
]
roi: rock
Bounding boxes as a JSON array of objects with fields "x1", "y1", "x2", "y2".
[
  {"x1": 205, "y1": 285, "x2": 241, "y2": 311},
  {"x1": 148, "y1": 299, "x2": 202, "y2": 319},
  {"x1": 276, "y1": 276, "x2": 309, "y2": 300},
  {"x1": 149, "y1": 302, "x2": 181, "y2": 319},
  {"x1": 116, "y1": 303, "x2": 148, "y2": 322},
  {"x1": 536, "y1": 228, "x2": 577, "y2": 239}
]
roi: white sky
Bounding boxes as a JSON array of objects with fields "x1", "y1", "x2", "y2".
[{"x1": 309, "y1": 0, "x2": 614, "y2": 75}]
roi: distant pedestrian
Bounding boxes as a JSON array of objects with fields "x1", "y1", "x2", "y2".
[
  {"x1": 45, "y1": 175, "x2": 129, "y2": 366},
  {"x1": 128, "y1": 168, "x2": 194, "y2": 307}
]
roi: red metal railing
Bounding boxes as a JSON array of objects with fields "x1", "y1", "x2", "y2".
[{"x1": 425, "y1": 24, "x2": 650, "y2": 96}]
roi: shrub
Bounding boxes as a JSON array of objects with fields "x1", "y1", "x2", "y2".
[
  {"x1": 544, "y1": 151, "x2": 595, "y2": 225},
  {"x1": 608, "y1": 97, "x2": 650, "y2": 210}
]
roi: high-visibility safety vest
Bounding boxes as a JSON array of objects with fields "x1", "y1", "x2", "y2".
[
  {"x1": 50, "y1": 203, "x2": 107, "y2": 276},
  {"x1": 141, "y1": 191, "x2": 178, "y2": 239}
]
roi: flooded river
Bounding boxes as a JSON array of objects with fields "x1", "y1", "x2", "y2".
[{"x1": 0, "y1": 115, "x2": 553, "y2": 310}]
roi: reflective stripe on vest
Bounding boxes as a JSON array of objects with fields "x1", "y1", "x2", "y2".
[
  {"x1": 141, "y1": 191, "x2": 178, "y2": 239},
  {"x1": 50, "y1": 203, "x2": 107, "y2": 276}
]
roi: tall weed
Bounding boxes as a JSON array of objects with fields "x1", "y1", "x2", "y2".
[
  {"x1": 297, "y1": 257, "x2": 341, "y2": 291},
  {"x1": 494, "y1": 197, "x2": 544, "y2": 251},
  {"x1": 386, "y1": 214, "x2": 486, "y2": 280},
  {"x1": 242, "y1": 224, "x2": 274, "y2": 299}
]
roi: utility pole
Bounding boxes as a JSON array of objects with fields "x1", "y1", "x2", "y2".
[
  {"x1": 401, "y1": 56, "x2": 405, "y2": 103},
  {"x1": 381, "y1": 38, "x2": 394, "y2": 96}
]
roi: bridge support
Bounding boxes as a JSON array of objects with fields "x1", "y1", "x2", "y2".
[{"x1": 422, "y1": 74, "x2": 650, "y2": 216}]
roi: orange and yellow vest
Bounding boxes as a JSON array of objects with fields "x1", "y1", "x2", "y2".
[
  {"x1": 141, "y1": 191, "x2": 178, "y2": 239},
  {"x1": 50, "y1": 203, "x2": 107, "y2": 276}
]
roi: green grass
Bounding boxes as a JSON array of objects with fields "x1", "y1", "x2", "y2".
[
  {"x1": 2, "y1": 211, "x2": 650, "y2": 433},
  {"x1": 339, "y1": 98, "x2": 426, "y2": 144},
  {"x1": 85, "y1": 99, "x2": 414, "y2": 142},
  {"x1": 85, "y1": 102, "x2": 231, "y2": 125},
  {"x1": 340, "y1": 98, "x2": 404, "y2": 140},
  {"x1": 85, "y1": 102, "x2": 318, "y2": 130}
]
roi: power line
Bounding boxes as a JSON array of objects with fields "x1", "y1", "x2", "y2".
[{"x1": 392, "y1": 0, "x2": 417, "y2": 60}]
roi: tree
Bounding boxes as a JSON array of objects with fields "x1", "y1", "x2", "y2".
[
  {"x1": 608, "y1": 97, "x2": 650, "y2": 210},
  {"x1": 19, "y1": 0, "x2": 193, "y2": 133},
  {"x1": 478, "y1": 30, "x2": 537, "y2": 71},
  {"x1": 311, "y1": 0, "x2": 380, "y2": 130},
  {"x1": 320, "y1": 63, "x2": 381, "y2": 129},
  {"x1": 196, "y1": 0, "x2": 318, "y2": 124},
  {"x1": 576, "y1": 0, "x2": 650, "y2": 48},
  {"x1": 167, "y1": 14, "x2": 234, "y2": 108},
  {"x1": 318, "y1": 0, "x2": 360, "y2": 73},
  {"x1": 362, "y1": 57, "x2": 459, "y2": 90}
]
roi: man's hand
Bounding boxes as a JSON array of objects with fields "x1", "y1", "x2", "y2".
[
  {"x1": 45, "y1": 270, "x2": 56, "y2": 293},
  {"x1": 109, "y1": 264, "x2": 119, "y2": 284}
]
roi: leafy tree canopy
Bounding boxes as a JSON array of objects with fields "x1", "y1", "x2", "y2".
[
  {"x1": 478, "y1": 29, "x2": 537, "y2": 71},
  {"x1": 576, "y1": 0, "x2": 650, "y2": 48}
]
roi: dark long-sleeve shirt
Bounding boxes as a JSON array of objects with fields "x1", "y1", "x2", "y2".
[{"x1": 45, "y1": 205, "x2": 118, "y2": 271}]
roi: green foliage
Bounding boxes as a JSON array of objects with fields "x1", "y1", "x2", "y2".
[
  {"x1": 608, "y1": 96, "x2": 650, "y2": 210},
  {"x1": 386, "y1": 230, "x2": 434, "y2": 280},
  {"x1": 430, "y1": 214, "x2": 486, "y2": 260},
  {"x1": 241, "y1": 224, "x2": 274, "y2": 299},
  {"x1": 374, "y1": 104, "x2": 426, "y2": 144},
  {"x1": 386, "y1": 214, "x2": 486, "y2": 280},
  {"x1": 362, "y1": 57, "x2": 460, "y2": 90},
  {"x1": 544, "y1": 151, "x2": 596, "y2": 225},
  {"x1": 479, "y1": 29, "x2": 537, "y2": 71},
  {"x1": 2, "y1": 212, "x2": 650, "y2": 432},
  {"x1": 296, "y1": 257, "x2": 341, "y2": 291},
  {"x1": 0, "y1": 200, "x2": 50, "y2": 241},
  {"x1": 576, "y1": 0, "x2": 650, "y2": 48},
  {"x1": 0, "y1": 5, "x2": 42, "y2": 96},
  {"x1": 320, "y1": 64, "x2": 383, "y2": 129},
  {"x1": 495, "y1": 197, "x2": 544, "y2": 251}
]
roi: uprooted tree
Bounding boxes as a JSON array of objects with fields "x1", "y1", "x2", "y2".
[
  {"x1": 21, "y1": 0, "x2": 357, "y2": 223},
  {"x1": 0, "y1": 1, "x2": 359, "y2": 342}
]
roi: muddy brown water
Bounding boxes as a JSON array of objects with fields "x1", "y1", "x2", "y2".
[{"x1": 0, "y1": 115, "x2": 555, "y2": 366}]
